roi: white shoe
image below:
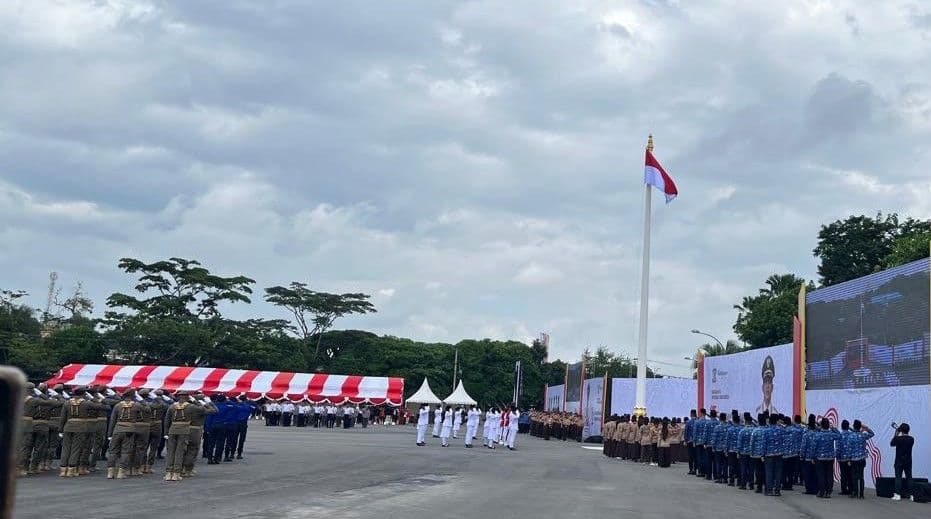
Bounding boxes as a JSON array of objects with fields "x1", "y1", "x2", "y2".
[
  {"x1": 910, "y1": 496, "x2": 914, "y2": 502},
  {"x1": 891, "y1": 494, "x2": 901, "y2": 501}
]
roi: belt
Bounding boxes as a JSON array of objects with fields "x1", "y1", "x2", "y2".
[
  {"x1": 22, "y1": 417, "x2": 34, "y2": 421},
  {"x1": 116, "y1": 421, "x2": 140, "y2": 425},
  {"x1": 68, "y1": 418, "x2": 92, "y2": 422},
  {"x1": 33, "y1": 419, "x2": 50, "y2": 424},
  {"x1": 188, "y1": 426, "x2": 202, "y2": 431}
]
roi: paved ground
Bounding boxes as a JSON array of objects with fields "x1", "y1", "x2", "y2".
[{"x1": 13, "y1": 424, "x2": 928, "y2": 519}]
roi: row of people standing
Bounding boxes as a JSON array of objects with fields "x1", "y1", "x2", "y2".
[
  {"x1": 684, "y1": 409, "x2": 876, "y2": 499},
  {"x1": 528, "y1": 411, "x2": 584, "y2": 442},
  {"x1": 603, "y1": 415, "x2": 685, "y2": 467},
  {"x1": 262, "y1": 402, "x2": 376, "y2": 428}
]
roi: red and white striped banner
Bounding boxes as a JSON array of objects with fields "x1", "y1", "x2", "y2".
[{"x1": 46, "y1": 364, "x2": 404, "y2": 405}]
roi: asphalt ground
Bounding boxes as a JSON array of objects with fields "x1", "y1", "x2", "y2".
[{"x1": 12, "y1": 424, "x2": 929, "y2": 519}]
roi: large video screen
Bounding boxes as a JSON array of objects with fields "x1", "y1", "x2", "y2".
[
  {"x1": 806, "y1": 259, "x2": 930, "y2": 390},
  {"x1": 564, "y1": 362, "x2": 583, "y2": 412}
]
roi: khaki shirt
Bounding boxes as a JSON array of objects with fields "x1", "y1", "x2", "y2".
[{"x1": 109, "y1": 400, "x2": 148, "y2": 436}]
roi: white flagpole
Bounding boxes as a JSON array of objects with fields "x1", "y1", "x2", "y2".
[{"x1": 634, "y1": 135, "x2": 653, "y2": 416}]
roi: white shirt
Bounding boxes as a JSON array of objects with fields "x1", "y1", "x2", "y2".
[
  {"x1": 467, "y1": 409, "x2": 480, "y2": 427},
  {"x1": 508, "y1": 411, "x2": 520, "y2": 430},
  {"x1": 281, "y1": 403, "x2": 295, "y2": 413},
  {"x1": 434, "y1": 409, "x2": 442, "y2": 421},
  {"x1": 442, "y1": 409, "x2": 454, "y2": 426},
  {"x1": 418, "y1": 408, "x2": 430, "y2": 426}
]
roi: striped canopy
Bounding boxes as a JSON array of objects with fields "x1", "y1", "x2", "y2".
[{"x1": 46, "y1": 364, "x2": 404, "y2": 405}]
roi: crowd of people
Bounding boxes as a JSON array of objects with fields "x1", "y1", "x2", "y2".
[
  {"x1": 18, "y1": 382, "x2": 257, "y2": 482},
  {"x1": 528, "y1": 411, "x2": 585, "y2": 442},
  {"x1": 598, "y1": 408, "x2": 916, "y2": 502},
  {"x1": 413, "y1": 405, "x2": 522, "y2": 450},
  {"x1": 260, "y1": 401, "x2": 406, "y2": 428}
]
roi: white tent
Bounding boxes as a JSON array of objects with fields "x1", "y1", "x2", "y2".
[
  {"x1": 443, "y1": 380, "x2": 477, "y2": 406},
  {"x1": 406, "y1": 378, "x2": 443, "y2": 404}
]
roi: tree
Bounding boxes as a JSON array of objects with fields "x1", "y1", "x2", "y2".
[
  {"x1": 734, "y1": 274, "x2": 811, "y2": 348},
  {"x1": 55, "y1": 282, "x2": 94, "y2": 323},
  {"x1": 102, "y1": 258, "x2": 256, "y2": 365},
  {"x1": 1, "y1": 289, "x2": 41, "y2": 366},
  {"x1": 264, "y1": 282, "x2": 376, "y2": 363},
  {"x1": 883, "y1": 232, "x2": 931, "y2": 268},
  {"x1": 689, "y1": 340, "x2": 747, "y2": 375},
  {"x1": 813, "y1": 213, "x2": 931, "y2": 286},
  {"x1": 582, "y1": 346, "x2": 654, "y2": 379}
]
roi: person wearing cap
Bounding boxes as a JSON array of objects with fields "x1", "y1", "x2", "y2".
[
  {"x1": 737, "y1": 412, "x2": 755, "y2": 489},
  {"x1": 106, "y1": 388, "x2": 146, "y2": 479},
  {"x1": 844, "y1": 420, "x2": 874, "y2": 499},
  {"x1": 164, "y1": 391, "x2": 193, "y2": 481},
  {"x1": 755, "y1": 356, "x2": 781, "y2": 415},
  {"x1": 18, "y1": 382, "x2": 61, "y2": 477},
  {"x1": 129, "y1": 389, "x2": 153, "y2": 476},
  {"x1": 45, "y1": 384, "x2": 68, "y2": 471},
  {"x1": 749, "y1": 413, "x2": 766, "y2": 493},
  {"x1": 232, "y1": 395, "x2": 256, "y2": 459},
  {"x1": 58, "y1": 387, "x2": 107, "y2": 477},
  {"x1": 183, "y1": 392, "x2": 218, "y2": 476},
  {"x1": 87, "y1": 385, "x2": 118, "y2": 473},
  {"x1": 140, "y1": 388, "x2": 166, "y2": 474}
]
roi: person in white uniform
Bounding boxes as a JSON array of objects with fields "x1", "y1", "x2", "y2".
[
  {"x1": 464, "y1": 406, "x2": 480, "y2": 448},
  {"x1": 452, "y1": 407, "x2": 463, "y2": 439},
  {"x1": 487, "y1": 408, "x2": 500, "y2": 449},
  {"x1": 440, "y1": 407, "x2": 454, "y2": 447},
  {"x1": 506, "y1": 406, "x2": 520, "y2": 450},
  {"x1": 416, "y1": 404, "x2": 430, "y2": 446},
  {"x1": 432, "y1": 406, "x2": 443, "y2": 438}
]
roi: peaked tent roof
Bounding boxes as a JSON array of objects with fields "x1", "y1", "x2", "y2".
[
  {"x1": 405, "y1": 378, "x2": 443, "y2": 404},
  {"x1": 443, "y1": 380, "x2": 477, "y2": 405}
]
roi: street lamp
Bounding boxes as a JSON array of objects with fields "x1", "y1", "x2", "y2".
[{"x1": 691, "y1": 329, "x2": 724, "y2": 349}]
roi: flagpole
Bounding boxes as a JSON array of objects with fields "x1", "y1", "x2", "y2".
[{"x1": 634, "y1": 135, "x2": 653, "y2": 417}]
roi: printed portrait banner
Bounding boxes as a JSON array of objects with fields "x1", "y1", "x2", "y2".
[
  {"x1": 544, "y1": 384, "x2": 565, "y2": 412},
  {"x1": 610, "y1": 378, "x2": 696, "y2": 418},
  {"x1": 702, "y1": 343, "x2": 793, "y2": 416},
  {"x1": 581, "y1": 377, "x2": 604, "y2": 439},
  {"x1": 564, "y1": 361, "x2": 584, "y2": 413},
  {"x1": 806, "y1": 385, "x2": 930, "y2": 488}
]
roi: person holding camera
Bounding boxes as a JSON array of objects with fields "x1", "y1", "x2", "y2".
[{"x1": 890, "y1": 422, "x2": 914, "y2": 502}]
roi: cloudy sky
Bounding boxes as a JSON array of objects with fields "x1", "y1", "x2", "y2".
[{"x1": 2, "y1": 1, "x2": 930, "y2": 377}]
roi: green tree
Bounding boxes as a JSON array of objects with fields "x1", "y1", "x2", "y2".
[
  {"x1": 102, "y1": 258, "x2": 256, "y2": 365},
  {"x1": 883, "y1": 232, "x2": 931, "y2": 268},
  {"x1": 689, "y1": 340, "x2": 747, "y2": 374},
  {"x1": 264, "y1": 282, "x2": 376, "y2": 364},
  {"x1": 1, "y1": 289, "x2": 42, "y2": 366},
  {"x1": 734, "y1": 274, "x2": 811, "y2": 348},
  {"x1": 44, "y1": 324, "x2": 106, "y2": 365},
  {"x1": 814, "y1": 213, "x2": 931, "y2": 286}
]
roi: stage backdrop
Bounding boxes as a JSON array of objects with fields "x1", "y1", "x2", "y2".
[
  {"x1": 581, "y1": 377, "x2": 604, "y2": 439},
  {"x1": 544, "y1": 384, "x2": 565, "y2": 412},
  {"x1": 564, "y1": 362, "x2": 584, "y2": 413},
  {"x1": 805, "y1": 258, "x2": 930, "y2": 486},
  {"x1": 610, "y1": 378, "x2": 695, "y2": 418},
  {"x1": 701, "y1": 343, "x2": 794, "y2": 416}
]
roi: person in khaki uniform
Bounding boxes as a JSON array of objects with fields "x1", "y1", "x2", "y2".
[
  {"x1": 669, "y1": 418, "x2": 682, "y2": 464},
  {"x1": 629, "y1": 417, "x2": 642, "y2": 461},
  {"x1": 130, "y1": 391, "x2": 152, "y2": 476},
  {"x1": 86, "y1": 385, "x2": 115, "y2": 473},
  {"x1": 181, "y1": 392, "x2": 217, "y2": 478},
  {"x1": 28, "y1": 383, "x2": 62, "y2": 475},
  {"x1": 144, "y1": 389, "x2": 168, "y2": 474},
  {"x1": 640, "y1": 417, "x2": 653, "y2": 463},
  {"x1": 602, "y1": 417, "x2": 616, "y2": 458},
  {"x1": 58, "y1": 387, "x2": 108, "y2": 477},
  {"x1": 164, "y1": 391, "x2": 194, "y2": 481},
  {"x1": 46, "y1": 384, "x2": 68, "y2": 471},
  {"x1": 19, "y1": 383, "x2": 61, "y2": 477},
  {"x1": 618, "y1": 416, "x2": 631, "y2": 459},
  {"x1": 106, "y1": 389, "x2": 147, "y2": 479},
  {"x1": 657, "y1": 418, "x2": 673, "y2": 467}
]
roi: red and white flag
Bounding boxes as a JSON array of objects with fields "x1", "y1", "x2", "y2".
[{"x1": 644, "y1": 149, "x2": 678, "y2": 203}]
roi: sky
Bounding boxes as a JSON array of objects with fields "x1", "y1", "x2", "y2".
[{"x1": 2, "y1": 1, "x2": 930, "y2": 378}]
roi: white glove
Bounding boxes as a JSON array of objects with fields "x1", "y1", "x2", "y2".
[
  {"x1": 163, "y1": 435, "x2": 169, "y2": 440},
  {"x1": 58, "y1": 433, "x2": 64, "y2": 438},
  {"x1": 107, "y1": 437, "x2": 112, "y2": 441}
]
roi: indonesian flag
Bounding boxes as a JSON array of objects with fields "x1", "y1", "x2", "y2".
[{"x1": 644, "y1": 150, "x2": 678, "y2": 203}]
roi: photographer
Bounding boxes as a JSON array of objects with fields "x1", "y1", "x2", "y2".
[{"x1": 890, "y1": 423, "x2": 914, "y2": 502}]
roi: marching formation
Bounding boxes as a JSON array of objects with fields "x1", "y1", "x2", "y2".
[
  {"x1": 415, "y1": 405, "x2": 521, "y2": 450},
  {"x1": 18, "y1": 382, "x2": 255, "y2": 482},
  {"x1": 262, "y1": 401, "x2": 402, "y2": 428}
]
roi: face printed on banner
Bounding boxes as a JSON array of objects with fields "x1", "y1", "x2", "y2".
[{"x1": 756, "y1": 355, "x2": 780, "y2": 415}]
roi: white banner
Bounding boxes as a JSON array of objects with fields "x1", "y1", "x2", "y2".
[
  {"x1": 610, "y1": 378, "x2": 696, "y2": 418},
  {"x1": 702, "y1": 343, "x2": 793, "y2": 416},
  {"x1": 582, "y1": 377, "x2": 604, "y2": 439},
  {"x1": 806, "y1": 385, "x2": 930, "y2": 488},
  {"x1": 544, "y1": 384, "x2": 564, "y2": 412}
]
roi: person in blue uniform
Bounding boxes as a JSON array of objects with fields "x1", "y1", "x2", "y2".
[
  {"x1": 800, "y1": 414, "x2": 819, "y2": 495},
  {"x1": 762, "y1": 414, "x2": 784, "y2": 496},
  {"x1": 726, "y1": 410, "x2": 741, "y2": 486},
  {"x1": 783, "y1": 415, "x2": 803, "y2": 490},
  {"x1": 844, "y1": 420, "x2": 874, "y2": 499},
  {"x1": 749, "y1": 412, "x2": 767, "y2": 493},
  {"x1": 837, "y1": 419, "x2": 852, "y2": 495},
  {"x1": 208, "y1": 395, "x2": 236, "y2": 464},
  {"x1": 737, "y1": 412, "x2": 755, "y2": 490},
  {"x1": 231, "y1": 396, "x2": 255, "y2": 459},
  {"x1": 693, "y1": 409, "x2": 707, "y2": 477},
  {"x1": 685, "y1": 410, "x2": 697, "y2": 475},
  {"x1": 703, "y1": 410, "x2": 718, "y2": 481},
  {"x1": 814, "y1": 417, "x2": 839, "y2": 498},
  {"x1": 713, "y1": 413, "x2": 728, "y2": 483}
]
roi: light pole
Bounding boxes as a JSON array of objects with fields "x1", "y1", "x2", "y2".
[{"x1": 691, "y1": 329, "x2": 724, "y2": 349}]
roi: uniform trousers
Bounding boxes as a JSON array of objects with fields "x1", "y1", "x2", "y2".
[
  {"x1": 416, "y1": 424, "x2": 428, "y2": 444},
  {"x1": 235, "y1": 421, "x2": 248, "y2": 456},
  {"x1": 207, "y1": 424, "x2": 228, "y2": 462},
  {"x1": 48, "y1": 425, "x2": 61, "y2": 462},
  {"x1": 107, "y1": 432, "x2": 135, "y2": 470},
  {"x1": 764, "y1": 456, "x2": 783, "y2": 494},
  {"x1": 715, "y1": 451, "x2": 727, "y2": 481},
  {"x1": 739, "y1": 454, "x2": 753, "y2": 488},
  {"x1": 803, "y1": 459, "x2": 819, "y2": 494},
  {"x1": 183, "y1": 429, "x2": 203, "y2": 471},
  {"x1": 29, "y1": 426, "x2": 50, "y2": 471},
  {"x1": 658, "y1": 446, "x2": 671, "y2": 467},
  {"x1": 133, "y1": 430, "x2": 149, "y2": 469},
  {"x1": 704, "y1": 447, "x2": 715, "y2": 479},
  {"x1": 782, "y1": 456, "x2": 797, "y2": 490},
  {"x1": 816, "y1": 459, "x2": 834, "y2": 496},
  {"x1": 60, "y1": 431, "x2": 88, "y2": 468},
  {"x1": 839, "y1": 459, "x2": 851, "y2": 494},
  {"x1": 507, "y1": 427, "x2": 517, "y2": 449},
  {"x1": 282, "y1": 412, "x2": 293, "y2": 427},
  {"x1": 165, "y1": 433, "x2": 189, "y2": 473},
  {"x1": 146, "y1": 426, "x2": 162, "y2": 466},
  {"x1": 728, "y1": 452, "x2": 739, "y2": 484},
  {"x1": 753, "y1": 458, "x2": 765, "y2": 491},
  {"x1": 19, "y1": 427, "x2": 38, "y2": 471},
  {"x1": 849, "y1": 459, "x2": 866, "y2": 497}
]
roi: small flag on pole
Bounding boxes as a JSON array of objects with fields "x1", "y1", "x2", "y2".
[{"x1": 644, "y1": 147, "x2": 678, "y2": 203}]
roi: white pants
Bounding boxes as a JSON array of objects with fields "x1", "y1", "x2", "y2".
[
  {"x1": 500, "y1": 427, "x2": 510, "y2": 444},
  {"x1": 507, "y1": 427, "x2": 518, "y2": 448},
  {"x1": 432, "y1": 420, "x2": 441, "y2": 437},
  {"x1": 453, "y1": 423, "x2": 461, "y2": 438},
  {"x1": 465, "y1": 424, "x2": 477, "y2": 445},
  {"x1": 416, "y1": 424, "x2": 427, "y2": 444},
  {"x1": 489, "y1": 427, "x2": 499, "y2": 447},
  {"x1": 441, "y1": 425, "x2": 452, "y2": 445}
]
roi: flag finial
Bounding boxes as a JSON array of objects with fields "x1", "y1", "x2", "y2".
[{"x1": 646, "y1": 134, "x2": 654, "y2": 153}]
